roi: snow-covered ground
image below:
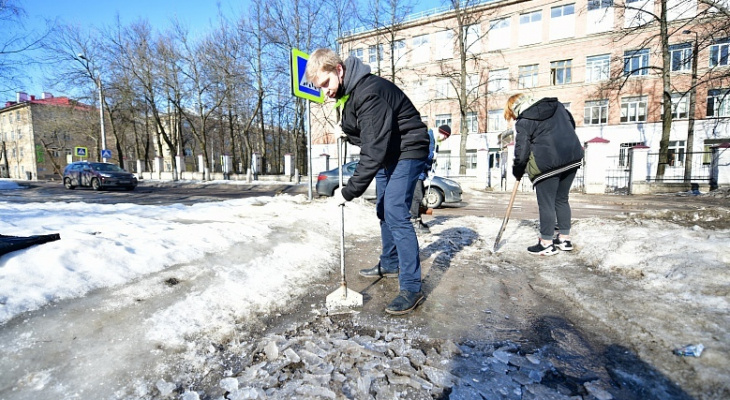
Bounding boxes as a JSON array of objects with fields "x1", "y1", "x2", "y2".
[{"x1": 0, "y1": 178, "x2": 728, "y2": 399}]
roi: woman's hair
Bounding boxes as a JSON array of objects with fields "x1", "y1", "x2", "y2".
[
  {"x1": 504, "y1": 93, "x2": 524, "y2": 121},
  {"x1": 304, "y1": 48, "x2": 343, "y2": 81}
]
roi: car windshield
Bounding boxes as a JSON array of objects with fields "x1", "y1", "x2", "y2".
[{"x1": 90, "y1": 163, "x2": 125, "y2": 172}]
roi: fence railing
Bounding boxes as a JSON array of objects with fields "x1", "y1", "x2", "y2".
[{"x1": 645, "y1": 151, "x2": 713, "y2": 182}]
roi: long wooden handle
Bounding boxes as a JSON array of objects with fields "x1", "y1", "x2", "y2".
[{"x1": 493, "y1": 180, "x2": 520, "y2": 251}]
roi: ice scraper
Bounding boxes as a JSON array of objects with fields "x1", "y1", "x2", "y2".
[{"x1": 326, "y1": 135, "x2": 363, "y2": 315}]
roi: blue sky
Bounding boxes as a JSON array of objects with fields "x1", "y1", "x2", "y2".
[{"x1": 11, "y1": 0, "x2": 445, "y2": 98}]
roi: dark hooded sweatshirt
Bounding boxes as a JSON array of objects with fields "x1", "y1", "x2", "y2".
[
  {"x1": 513, "y1": 97, "x2": 584, "y2": 185},
  {"x1": 338, "y1": 57, "x2": 430, "y2": 200}
]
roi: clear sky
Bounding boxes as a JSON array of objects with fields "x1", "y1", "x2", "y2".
[{"x1": 10, "y1": 0, "x2": 445, "y2": 99}]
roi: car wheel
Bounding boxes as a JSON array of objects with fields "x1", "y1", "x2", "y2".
[
  {"x1": 423, "y1": 187, "x2": 444, "y2": 209},
  {"x1": 91, "y1": 178, "x2": 102, "y2": 191},
  {"x1": 64, "y1": 178, "x2": 75, "y2": 190}
]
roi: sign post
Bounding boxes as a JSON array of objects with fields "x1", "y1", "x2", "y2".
[{"x1": 291, "y1": 48, "x2": 325, "y2": 201}]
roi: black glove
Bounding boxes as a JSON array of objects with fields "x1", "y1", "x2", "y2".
[{"x1": 512, "y1": 165, "x2": 525, "y2": 180}]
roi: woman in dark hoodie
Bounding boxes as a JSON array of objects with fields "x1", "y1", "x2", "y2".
[
  {"x1": 505, "y1": 94, "x2": 584, "y2": 256},
  {"x1": 306, "y1": 48, "x2": 430, "y2": 315}
]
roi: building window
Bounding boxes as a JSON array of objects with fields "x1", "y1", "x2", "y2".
[
  {"x1": 488, "y1": 69, "x2": 509, "y2": 93},
  {"x1": 412, "y1": 34, "x2": 430, "y2": 64},
  {"x1": 519, "y1": 10, "x2": 542, "y2": 46},
  {"x1": 433, "y1": 30, "x2": 454, "y2": 60},
  {"x1": 704, "y1": 138, "x2": 730, "y2": 164},
  {"x1": 435, "y1": 114, "x2": 452, "y2": 129},
  {"x1": 588, "y1": 0, "x2": 613, "y2": 10},
  {"x1": 623, "y1": 48, "x2": 650, "y2": 76},
  {"x1": 368, "y1": 44, "x2": 383, "y2": 64},
  {"x1": 619, "y1": 142, "x2": 644, "y2": 167},
  {"x1": 707, "y1": 88, "x2": 730, "y2": 117},
  {"x1": 584, "y1": 100, "x2": 609, "y2": 125},
  {"x1": 412, "y1": 79, "x2": 428, "y2": 102},
  {"x1": 709, "y1": 38, "x2": 730, "y2": 67},
  {"x1": 620, "y1": 96, "x2": 648, "y2": 122},
  {"x1": 586, "y1": 54, "x2": 610, "y2": 83},
  {"x1": 349, "y1": 48, "x2": 364, "y2": 61},
  {"x1": 550, "y1": 60, "x2": 572, "y2": 85},
  {"x1": 518, "y1": 64, "x2": 539, "y2": 88},
  {"x1": 488, "y1": 18, "x2": 510, "y2": 51},
  {"x1": 667, "y1": 140, "x2": 686, "y2": 166},
  {"x1": 435, "y1": 78, "x2": 452, "y2": 99},
  {"x1": 466, "y1": 149, "x2": 478, "y2": 169},
  {"x1": 488, "y1": 109, "x2": 506, "y2": 132},
  {"x1": 670, "y1": 93, "x2": 689, "y2": 119},
  {"x1": 393, "y1": 40, "x2": 406, "y2": 66},
  {"x1": 464, "y1": 24, "x2": 481, "y2": 54},
  {"x1": 550, "y1": 4, "x2": 575, "y2": 41},
  {"x1": 465, "y1": 112, "x2": 478, "y2": 134},
  {"x1": 466, "y1": 74, "x2": 480, "y2": 96},
  {"x1": 670, "y1": 43, "x2": 692, "y2": 72}
]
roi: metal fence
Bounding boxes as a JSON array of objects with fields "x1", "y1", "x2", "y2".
[
  {"x1": 644, "y1": 151, "x2": 713, "y2": 183},
  {"x1": 605, "y1": 155, "x2": 630, "y2": 194}
]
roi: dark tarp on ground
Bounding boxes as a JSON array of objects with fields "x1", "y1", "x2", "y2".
[{"x1": 0, "y1": 233, "x2": 61, "y2": 257}]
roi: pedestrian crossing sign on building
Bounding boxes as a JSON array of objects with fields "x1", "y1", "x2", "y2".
[
  {"x1": 74, "y1": 147, "x2": 88, "y2": 158},
  {"x1": 290, "y1": 48, "x2": 325, "y2": 104}
]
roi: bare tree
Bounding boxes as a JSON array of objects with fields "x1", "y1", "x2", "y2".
[{"x1": 0, "y1": 0, "x2": 52, "y2": 95}]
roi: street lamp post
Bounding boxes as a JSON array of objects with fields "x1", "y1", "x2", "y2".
[
  {"x1": 682, "y1": 30, "x2": 698, "y2": 183},
  {"x1": 78, "y1": 54, "x2": 108, "y2": 163}
]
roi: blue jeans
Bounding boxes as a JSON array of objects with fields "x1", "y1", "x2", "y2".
[{"x1": 375, "y1": 158, "x2": 425, "y2": 293}]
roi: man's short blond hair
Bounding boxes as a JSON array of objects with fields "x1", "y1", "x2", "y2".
[{"x1": 305, "y1": 48, "x2": 343, "y2": 81}]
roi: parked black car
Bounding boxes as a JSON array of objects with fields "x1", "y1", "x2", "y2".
[
  {"x1": 63, "y1": 162, "x2": 138, "y2": 191},
  {"x1": 316, "y1": 161, "x2": 462, "y2": 208}
]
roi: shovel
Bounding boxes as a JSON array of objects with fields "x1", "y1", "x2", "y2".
[
  {"x1": 493, "y1": 179, "x2": 520, "y2": 252},
  {"x1": 326, "y1": 135, "x2": 363, "y2": 315}
]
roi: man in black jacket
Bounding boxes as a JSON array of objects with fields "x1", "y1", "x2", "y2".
[
  {"x1": 306, "y1": 48, "x2": 430, "y2": 315},
  {"x1": 505, "y1": 94, "x2": 584, "y2": 256}
]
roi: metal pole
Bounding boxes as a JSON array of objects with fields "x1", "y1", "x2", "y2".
[
  {"x1": 307, "y1": 100, "x2": 313, "y2": 201},
  {"x1": 98, "y1": 77, "x2": 107, "y2": 163},
  {"x1": 683, "y1": 30, "x2": 698, "y2": 182}
]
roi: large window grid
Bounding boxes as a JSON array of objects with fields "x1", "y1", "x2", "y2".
[
  {"x1": 349, "y1": 48, "x2": 364, "y2": 61},
  {"x1": 550, "y1": 60, "x2": 572, "y2": 85},
  {"x1": 488, "y1": 69, "x2": 509, "y2": 93},
  {"x1": 707, "y1": 89, "x2": 730, "y2": 117},
  {"x1": 435, "y1": 114, "x2": 452, "y2": 129},
  {"x1": 670, "y1": 93, "x2": 689, "y2": 119},
  {"x1": 670, "y1": 43, "x2": 692, "y2": 72},
  {"x1": 412, "y1": 34, "x2": 430, "y2": 64},
  {"x1": 368, "y1": 45, "x2": 384, "y2": 64},
  {"x1": 620, "y1": 96, "x2": 648, "y2": 123},
  {"x1": 584, "y1": 100, "x2": 608, "y2": 125},
  {"x1": 488, "y1": 110, "x2": 506, "y2": 132},
  {"x1": 709, "y1": 38, "x2": 730, "y2": 67},
  {"x1": 586, "y1": 54, "x2": 610, "y2": 82},
  {"x1": 623, "y1": 49, "x2": 650, "y2": 76},
  {"x1": 619, "y1": 142, "x2": 644, "y2": 167},
  {"x1": 518, "y1": 64, "x2": 539, "y2": 88},
  {"x1": 465, "y1": 112, "x2": 478, "y2": 134}
]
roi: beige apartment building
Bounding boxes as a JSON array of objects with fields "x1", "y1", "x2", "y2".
[
  {"x1": 310, "y1": 0, "x2": 730, "y2": 189},
  {"x1": 0, "y1": 92, "x2": 98, "y2": 180}
]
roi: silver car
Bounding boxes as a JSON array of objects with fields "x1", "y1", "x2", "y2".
[{"x1": 315, "y1": 161, "x2": 462, "y2": 208}]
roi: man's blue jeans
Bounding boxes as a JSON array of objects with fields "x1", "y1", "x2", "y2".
[{"x1": 375, "y1": 158, "x2": 425, "y2": 293}]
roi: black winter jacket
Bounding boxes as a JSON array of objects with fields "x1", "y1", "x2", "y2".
[
  {"x1": 513, "y1": 98, "x2": 584, "y2": 185},
  {"x1": 338, "y1": 57, "x2": 430, "y2": 200}
]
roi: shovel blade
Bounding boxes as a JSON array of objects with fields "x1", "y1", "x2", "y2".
[{"x1": 326, "y1": 285, "x2": 363, "y2": 315}]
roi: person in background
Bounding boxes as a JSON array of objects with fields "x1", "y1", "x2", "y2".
[
  {"x1": 305, "y1": 48, "x2": 430, "y2": 315},
  {"x1": 410, "y1": 125, "x2": 451, "y2": 234},
  {"x1": 504, "y1": 94, "x2": 584, "y2": 256}
]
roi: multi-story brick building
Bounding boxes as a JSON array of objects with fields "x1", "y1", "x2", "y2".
[
  {"x1": 0, "y1": 92, "x2": 98, "y2": 180},
  {"x1": 310, "y1": 0, "x2": 730, "y2": 190}
]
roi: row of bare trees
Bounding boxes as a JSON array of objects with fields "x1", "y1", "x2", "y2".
[{"x1": 3, "y1": 0, "x2": 730, "y2": 180}]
